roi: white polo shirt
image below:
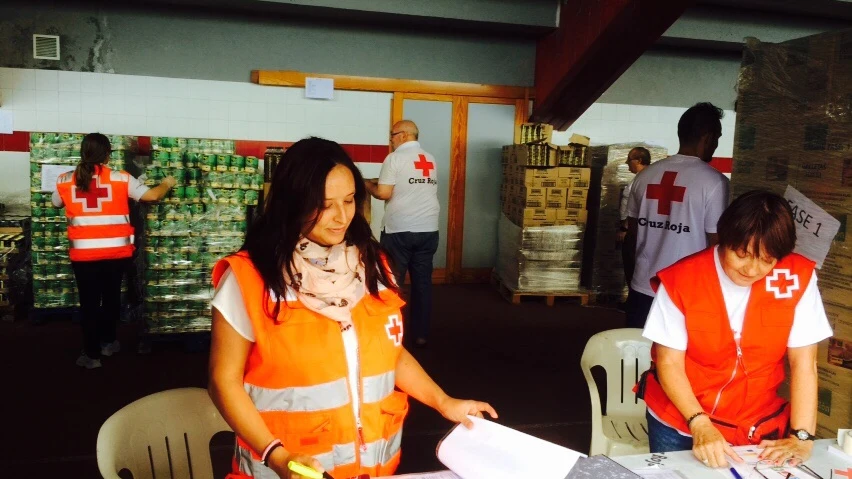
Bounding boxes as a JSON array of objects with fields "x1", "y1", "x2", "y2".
[
  {"x1": 378, "y1": 141, "x2": 440, "y2": 234},
  {"x1": 627, "y1": 154, "x2": 729, "y2": 296}
]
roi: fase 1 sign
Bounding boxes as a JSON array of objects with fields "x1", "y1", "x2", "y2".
[{"x1": 784, "y1": 185, "x2": 840, "y2": 269}]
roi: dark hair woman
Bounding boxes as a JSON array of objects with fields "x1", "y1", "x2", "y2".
[
  {"x1": 207, "y1": 137, "x2": 496, "y2": 479},
  {"x1": 639, "y1": 190, "x2": 832, "y2": 468},
  {"x1": 53, "y1": 133, "x2": 176, "y2": 369}
]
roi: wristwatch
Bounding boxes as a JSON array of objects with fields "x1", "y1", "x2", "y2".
[{"x1": 791, "y1": 429, "x2": 817, "y2": 441}]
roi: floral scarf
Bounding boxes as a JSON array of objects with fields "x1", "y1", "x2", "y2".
[{"x1": 287, "y1": 236, "x2": 366, "y2": 324}]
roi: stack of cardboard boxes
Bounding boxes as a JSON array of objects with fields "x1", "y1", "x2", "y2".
[
  {"x1": 588, "y1": 143, "x2": 668, "y2": 300},
  {"x1": 731, "y1": 33, "x2": 852, "y2": 438},
  {"x1": 500, "y1": 127, "x2": 591, "y2": 228},
  {"x1": 495, "y1": 124, "x2": 592, "y2": 292}
]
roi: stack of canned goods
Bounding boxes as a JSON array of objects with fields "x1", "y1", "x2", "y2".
[
  {"x1": 29, "y1": 133, "x2": 136, "y2": 309},
  {"x1": 201, "y1": 153, "x2": 263, "y2": 206},
  {"x1": 143, "y1": 137, "x2": 254, "y2": 334}
]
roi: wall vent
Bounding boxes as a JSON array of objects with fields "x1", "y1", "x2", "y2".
[{"x1": 33, "y1": 34, "x2": 60, "y2": 61}]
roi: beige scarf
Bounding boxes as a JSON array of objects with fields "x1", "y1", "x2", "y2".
[{"x1": 287, "y1": 237, "x2": 366, "y2": 324}]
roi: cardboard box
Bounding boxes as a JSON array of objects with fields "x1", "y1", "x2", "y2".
[
  {"x1": 557, "y1": 208, "x2": 588, "y2": 222},
  {"x1": 557, "y1": 167, "x2": 592, "y2": 182},
  {"x1": 511, "y1": 144, "x2": 557, "y2": 167},
  {"x1": 569, "y1": 133, "x2": 591, "y2": 146},
  {"x1": 567, "y1": 187, "x2": 590, "y2": 202},
  {"x1": 546, "y1": 187, "x2": 566, "y2": 201}
]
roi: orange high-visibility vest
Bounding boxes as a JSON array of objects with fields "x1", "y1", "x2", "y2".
[
  {"x1": 56, "y1": 166, "x2": 134, "y2": 262},
  {"x1": 213, "y1": 252, "x2": 408, "y2": 479},
  {"x1": 643, "y1": 247, "x2": 815, "y2": 445}
]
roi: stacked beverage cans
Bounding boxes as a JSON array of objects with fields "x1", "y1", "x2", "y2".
[{"x1": 143, "y1": 137, "x2": 261, "y2": 333}]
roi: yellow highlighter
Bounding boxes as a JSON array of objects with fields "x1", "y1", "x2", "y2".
[{"x1": 287, "y1": 461, "x2": 330, "y2": 479}]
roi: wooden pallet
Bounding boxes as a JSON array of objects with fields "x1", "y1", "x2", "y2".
[{"x1": 491, "y1": 272, "x2": 589, "y2": 307}]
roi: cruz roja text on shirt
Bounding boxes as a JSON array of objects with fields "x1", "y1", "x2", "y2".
[{"x1": 638, "y1": 217, "x2": 691, "y2": 234}]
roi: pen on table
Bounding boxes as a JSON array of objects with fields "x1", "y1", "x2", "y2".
[
  {"x1": 799, "y1": 463, "x2": 824, "y2": 479},
  {"x1": 730, "y1": 467, "x2": 743, "y2": 479},
  {"x1": 287, "y1": 460, "x2": 334, "y2": 479}
]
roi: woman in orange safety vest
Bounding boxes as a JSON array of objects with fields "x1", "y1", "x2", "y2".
[
  {"x1": 54, "y1": 133, "x2": 176, "y2": 369},
  {"x1": 207, "y1": 137, "x2": 497, "y2": 479},
  {"x1": 639, "y1": 191, "x2": 833, "y2": 469}
]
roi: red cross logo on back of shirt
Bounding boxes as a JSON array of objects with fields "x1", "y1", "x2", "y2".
[
  {"x1": 646, "y1": 171, "x2": 686, "y2": 215},
  {"x1": 71, "y1": 176, "x2": 113, "y2": 212},
  {"x1": 385, "y1": 314, "x2": 403, "y2": 347},
  {"x1": 765, "y1": 269, "x2": 799, "y2": 299},
  {"x1": 413, "y1": 154, "x2": 435, "y2": 178}
]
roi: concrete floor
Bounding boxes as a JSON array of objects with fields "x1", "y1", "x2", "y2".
[{"x1": 1, "y1": 283, "x2": 626, "y2": 478}]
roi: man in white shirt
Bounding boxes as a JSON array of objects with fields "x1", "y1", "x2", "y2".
[
  {"x1": 618, "y1": 147, "x2": 651, "y2": 285},
  {"x1": 365, "y1": 120, "x2": 439, "y2": 347},
  {"x1": 624, "y1": 102, "x2": 730, "y2": 328}
]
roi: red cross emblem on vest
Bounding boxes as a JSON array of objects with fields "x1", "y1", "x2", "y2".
[
  {"x1": 646, "y1": 171, "x2": 686, "y2": 215},
  {"x1": 765, "y1": 269, "x2": 799, "y2": 299},
  {"x1": 385, "y1": 314, "x2": 403, "y2": 346},
  {"x1": 413, "y1": 154, "x2": 435, "y2": 178},
  {"x1": 71, "y1": 176, "x2": 113, "y2": 212}
]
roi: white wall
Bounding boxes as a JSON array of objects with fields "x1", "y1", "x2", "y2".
[
  {"x1": 552, "y1": 103, "x2": 737, "y2": 157},
  {"x1": 0, "y1": 67, "x2": 394, "y2": 231},
  {"x1": 0, "y1": 68, "x2": 392, "y2": 145}
]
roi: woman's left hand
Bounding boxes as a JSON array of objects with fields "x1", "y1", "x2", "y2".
[
  {"x1": 438, "y1": 397, "x2": 498, "y2": 429},
  {"x1": 758, "y1": 437, "x2": 814, "y2": 466}
]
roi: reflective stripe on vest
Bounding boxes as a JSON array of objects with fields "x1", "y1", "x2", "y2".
[
  {"x1": 70, "y1": 236, "x2": 133, "y2": 249},
  {"x1": 68, "y1": 214, "x2": 130, "y2": 227},
  {"x1": 236, "y1": 429, "x2": 401, "y2": 477},
  {"x1": 245, "y1": 378, "x2": 349, "y2": 412},
  {"x1": 363, "y1": 370, "x2": 395, "y2": 404}
]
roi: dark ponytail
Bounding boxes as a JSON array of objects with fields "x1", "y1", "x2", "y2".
[{"x1": 76, "y1": 133, "x2": 111, "y2": 192}]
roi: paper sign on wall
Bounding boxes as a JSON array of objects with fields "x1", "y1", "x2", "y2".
[
  {"x1": 41, "y1": 164, "x2": 76, "y2": 193},
  {"x1": 305, "y1": 77, "x2": 334, "y2": 100},
  {"x1": 0, "y1": 110, "x2": 13, "y2": 134},
  {"x1": 784, "y1": 185, "x2": 841, "y2": 269}
]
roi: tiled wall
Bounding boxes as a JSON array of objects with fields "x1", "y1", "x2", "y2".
[
  {"x1": 552, "y1": 103, "x2": 737, "y2": 158},
  {"x1": 0, "y1": 68, "x2": 392, "y2": 145}
]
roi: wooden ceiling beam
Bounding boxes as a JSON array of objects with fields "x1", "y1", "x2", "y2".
[{"x1": 532, "y1": 0, "x2": 691, "y2": 130}]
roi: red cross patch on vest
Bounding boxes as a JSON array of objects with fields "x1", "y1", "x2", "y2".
[
  {"x1": 385, "y1": 314, "x2": 403, "y2": 346},
  {"x1": 71, "y1": 176, "x2": 113, "y2": 212},
  {"x1": 765, "y1": 269, "x2": 799, "y2": 299}
]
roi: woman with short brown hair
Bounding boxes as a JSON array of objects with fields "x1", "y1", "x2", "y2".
[{"x1": 640, "y1": 190, "x2": 832, "y2": 468}]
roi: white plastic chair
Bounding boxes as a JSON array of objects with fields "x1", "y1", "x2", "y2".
[
  {"x1": 580, "y1": 328, "x2": 652, "y2": 457},
  {"x1": 97, "y1": 387, "x2": 232, "y2": 479}
]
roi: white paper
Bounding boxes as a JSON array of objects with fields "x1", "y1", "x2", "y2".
[
  {"x1": 783, "y1": 185, "x2": 841, "y2": 268},
  {"x1": 629, "y1": 468, "x2": 690, "y2": 479},
  {"x1": 305, "y1": 77, "x2": 334, "y2": 100},
  {"x1": 0, "y1": 110, "x2": 13, "y2": 134},
  {"x1": 40, "y1": 164, "x2": 76, "y2": 192},
  {"x1": 436, "y1": 416, "x2": 585, "y2": 479}
]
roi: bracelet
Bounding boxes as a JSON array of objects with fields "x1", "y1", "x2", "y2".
[
  {"x1": 260, "y1": 438, "x2": 283, "y2": 467},
  {"x1": 686, "y1": 411, "x2": 707, "y2": 428}
]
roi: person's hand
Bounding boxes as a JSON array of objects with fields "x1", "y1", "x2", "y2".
[
  {"x1": 161, "y1": 176, "x2": 177, "y2": 189},
  {"x1": 689, "y1": 416, "x2": 743, "y2": 468},
  {"x1": 437, "y1": 396, "x2": 498, "y2": 429},
  {"x1": 758, "y1": 437, "x2": 813, "y2": 466},
  {"x1": 267, "y1": 449, "x2": 325, "y2": 479},
  {"x1": 616, "y1": 231, "x2": 627, "y2": 243}
]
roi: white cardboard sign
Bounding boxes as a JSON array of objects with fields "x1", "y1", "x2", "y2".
[
  {"x1": 41, "y1": 164, "x2": 76, "y2": 192},
  {"x1": 305, "y1": 77, "x2": 334, "y2": 100},
  {"x1": 784, "y1": 185, "x2": 841, "y2": 268}
]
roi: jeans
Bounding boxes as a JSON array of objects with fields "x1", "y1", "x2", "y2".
[
  {"x1": 72, "y1": 258, "x2": 130, "y2": 359},
  {"x1": 647, "y1": 410, "x2": 694, "y2": 453},
  {"x1": 625, "y1": 287, "x2": 654, "y2": 329},
  {"x1": 380, "y1": 231, "x2": 439, "y2": 342}
]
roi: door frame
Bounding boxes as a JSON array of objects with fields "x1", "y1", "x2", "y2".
[{"x1": 253, "y1": 71, "x2": 532, "y2": 283}]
